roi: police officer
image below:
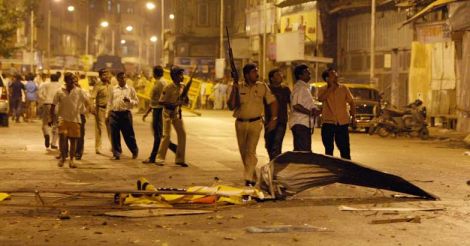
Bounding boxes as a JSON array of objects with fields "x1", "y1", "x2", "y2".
[
  {"x1": 91, "y1": 68, "x2": 111, "y2": 154},
  {"x1": 156, "y1": 66, "x2": 188, "y2": 167},
  {"x1": 227, "y1": 63, "x2": 279, "y2": 186}
]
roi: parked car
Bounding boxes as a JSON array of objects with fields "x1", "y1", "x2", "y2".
[
  {"x1": 310, "y1": 82, "x2": 381, "y2": 131},
  {"x1": 0, "y1": 85, "x2": 9, "y2": 127}
]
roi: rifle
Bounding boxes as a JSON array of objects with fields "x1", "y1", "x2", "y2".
[
  {"x1": 178, "y1": 67, "x2": 197, "y2": 119},
  {"x1": 226, "y1": 26, "x2": 239, "y2": 84},
  {"x1": 226, "y1": 26, "x2": 240, "y2": 110}
]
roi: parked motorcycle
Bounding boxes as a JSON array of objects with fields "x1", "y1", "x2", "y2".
[{"x1": 368, "y1": 99, "x2": 429, "y2": 140}]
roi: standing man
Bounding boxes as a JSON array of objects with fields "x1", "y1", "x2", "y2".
[
  {"x1": 318, "y1": 68, "x2": 356, "y2": 160},
  {"x1": 156, "y1": 66, "x2": 189, "y2": 167},
  {"x1": 227, "y1": 63, "x2": 278, "y2": 187},
  {"x1": 264, "y1": 68, "x2": 291, "y2": 160},
  {"x1": 24, "y1": 73, "x2": 38, "y2": 122},
  {"x1": 50, "y1": 73, "x2": 90, "y2": 168},
  {"x1": 289, "y1": 64, "x2": 319, "y2": 152},
  {"x1": 107, "y1": 72, "x2": 139, "y2": 160},
  {"x1": 74, "y1": 75, "x2": 90, "y2": 160},
  {"x1": 142, "y1": 66, "x2": 177, "y2": 164},
  {"x1": 9, "y1": 74, "x2": 25, "y2": 123},
  {"x1": 91, "y1": 68, "x2": 111, "y2": 154},
  {"x1": 38, "y1": 73, "x2": 61, "y2": 149}
]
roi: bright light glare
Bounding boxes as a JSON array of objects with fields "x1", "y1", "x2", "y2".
[
  {"x1": 150, "y1": 36, "x2": 158, "y2": 42},
  {"x1": 121, "y1": 40, "x2": 126, "y2": 44},
  {"x1": 126, "y1": 25, "x2": 133, "y2": 32},
  {"x1": 169, "y1": 14, "x2": 175, "y2": 20},
  {"x1": 146, "y1": 2, "x2": 156, "y2": 10},
  {"x1": 100, "y1": 21, "x2": 109, "y2": 28},
  {"x1": 67, "y1": 5, "x2": 75, "y2": 12}
]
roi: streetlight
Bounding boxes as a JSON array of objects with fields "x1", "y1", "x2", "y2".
[
  {"x1": 146, "y1": 2, "x2": 156, "y2": 10},
  {"x1": 169, "y1": 14, "x2": 175, "y2": 20},
  {"x1": 100, "y1": 21, "x2": 109, "y2": 28},
  {"x1": 67, "y1": 5, "x2": 75, "y2": 12},
  {"x1": 150, "y1": 36, "x2": 157, "y2": 65},
  {"x1": 126, "y1": 25, "x2": 133, "y2": 32},
  {"x1": 100, "y1": 20, "x2": 116, "y2": 55}
]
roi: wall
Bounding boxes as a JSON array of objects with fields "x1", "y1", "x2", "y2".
[{"x1": 337, "y1": 10, "x2": 413, "y2": 107}]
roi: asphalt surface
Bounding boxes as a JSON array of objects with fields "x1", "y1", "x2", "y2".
[{"x1": 0, "y1": 110, "x2": 469, "y2": 245}]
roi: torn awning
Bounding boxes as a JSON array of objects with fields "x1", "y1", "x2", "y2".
[
  {"x1": 276, "y1": 0, "x2": 315, "y2": 8},
  {"x1": 400, "y1": 0, "x2": 460, "y2": 27}
]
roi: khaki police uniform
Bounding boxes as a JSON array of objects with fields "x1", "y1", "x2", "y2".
[
  {"x1": 233, "y1": 81, "x2": 275, "y2": 182},
  {"x1": 91, "y1": 80, "x2": 111, "y2": 152},
  {"x1": 157, "y1": 82, "x2": 186, "y2": 163}
]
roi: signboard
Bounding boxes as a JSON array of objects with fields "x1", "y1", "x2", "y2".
[
  {"x1": 280, "y1": 1, "x2": 318, "y2": 43},
  {"x1": 276, "y1": 31, "x2": 304, "y2": 62}
]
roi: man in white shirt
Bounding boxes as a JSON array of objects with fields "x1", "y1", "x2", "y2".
[
  {"x1": 38, "y1": 73, "x2": 62, "y2": 149},
  {"x1": 289, "y1": 64, "x2": 320, "y2": 152},
  {"x1": 50, "y1": 73, "x2": 90, "y2": 168},
  {"x1": 107, "y1": 72, "x2": 139, "y2": 160}
]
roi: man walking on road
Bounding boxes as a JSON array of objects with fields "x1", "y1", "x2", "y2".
[
  {"x1": 227, "y1": 63, "x2": 278, "y2": 186},
  {"x1": 50, "y1": 73, "x2": 90, "y2": 168},
  {"x1": 142, "y1": 66, "x2": 177, "y2": 164},
  {"x1": 156, "y1": 66, "x2": 189, "y2": 167},
  {"x1": 318, "y1": 68, "x2": 356, "y2": 160},
  {"x1": 38, "y1": 73, "x2": 62, "y2": 149},
  {"x1": 264, "y1": 68, "x2": 291, "y2": 160},
  {"x1": 290, "y1": 64, "x2": 320, "y2": 152},
  {"x1": 91, "y1": 69, "x2": 111, "y2": 154},
  {"x1": 107, "y1": 72, "x2": 139, "y2": 160}
]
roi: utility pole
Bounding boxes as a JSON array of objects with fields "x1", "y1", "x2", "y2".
[
  {"x1": 262, "y1": 0, "x2": 267, "y2": 81},
  {"x1": 370, "y1": 0, "x2": 376, "y2": 87},
  {"x1": 85, "y1": 25, "x2": 89, "y2": 55},
  {"x1": 30, "y1": 10, "x2": 34, "y2": 72},
  {"x1": 47, "y1": 10, "x2": 51, "y2": 70},
  {"x1": 219, "y1": 0, "x2": 224, "y2": 59},
  {"x1": 161, "y1": 0, "x2": 165, "y2": 66}
]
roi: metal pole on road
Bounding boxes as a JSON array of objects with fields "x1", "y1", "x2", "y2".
[{"x1": 370, "y1": 0, "x2": 376, "y2": 88}]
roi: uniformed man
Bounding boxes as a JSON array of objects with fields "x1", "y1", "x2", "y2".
[
  {"x1": 91, "y1": 68, "x2": 111, "y2": 154},
  {"x1": 156, "y1": 66, "x2": 188, "y2": 167},
  {"x1": 142, "y1": 65, "x2": 177, "y2": 164},
  {"x1": 227, "y1": 63, "x2": 279, "y2": 187}
]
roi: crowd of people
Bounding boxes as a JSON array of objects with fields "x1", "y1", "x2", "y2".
[{"x1": 0, "y1": 64, "x2": 356, "y2": 187}]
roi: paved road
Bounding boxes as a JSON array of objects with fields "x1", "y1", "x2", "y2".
[{"x1": 0, "y1": 110, "x2": 469, "y2": 245}]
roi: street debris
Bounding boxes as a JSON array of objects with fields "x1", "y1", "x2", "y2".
[
  {"x1": 338, "y1": 205, "x2": 445, "y2": 212},
  {"x1": 223, "y1": 236, "x2": 235, "y2": 240},
  {"x1": 370, "y1": 216, "x2": 421, "y2": 224},
  {"x1": 464, "y1": 151, "x2": 470, "y2": 156},
  {"x1": 246, "y1": 224, "x2": 330, "y2": 233},
  {"x1": 256, "y1": 152, "x2": 439, "y2": 200},
  {"x1": 58, "y1": 210, "x2": 71, "y2": 220},
  {"x1": 0, "y1": 193, "x2": 11, "y2": 201},
  {"x1": 102, "y1": 209, "x2": 213, "y2": 218}
]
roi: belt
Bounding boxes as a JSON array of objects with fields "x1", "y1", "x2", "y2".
[
  {"x1": 236, "y1": 116, "x2": 262, "y2": 122},
  {"x1": 98, "y1": 105, "x2": 107, "y2": 109}
]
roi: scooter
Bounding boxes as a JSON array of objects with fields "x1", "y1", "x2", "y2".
[{"x1": 368, "y1": 99, "x2": 429, "y2": 140}]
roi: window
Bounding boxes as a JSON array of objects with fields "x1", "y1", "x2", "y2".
[{"x1": 197, "y1": 2, "x2": 209, "y2": 26}]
